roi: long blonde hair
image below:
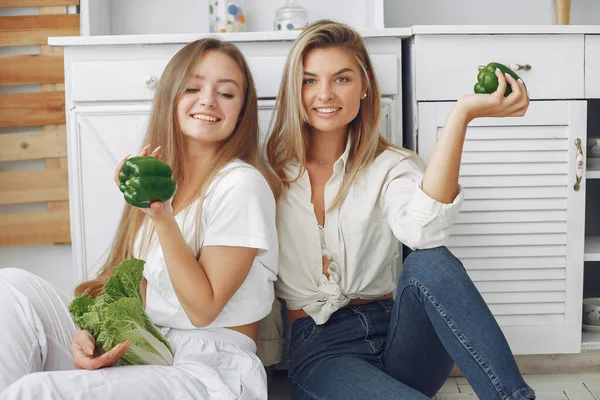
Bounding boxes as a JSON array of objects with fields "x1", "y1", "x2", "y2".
[
  {"x1": 266, "y1": 20, "x2": 419, "y2": 209},
  {"x1": 76, "y1": 38, "x2": 281, "y2": 297}
]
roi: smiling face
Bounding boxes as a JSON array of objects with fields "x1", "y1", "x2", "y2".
[
  {"x1": 301, "y1": 47, "x2": 366, "y2": 137},
  {"x1": 176, "y1": 50, "x2": 245, "y2": 150}
]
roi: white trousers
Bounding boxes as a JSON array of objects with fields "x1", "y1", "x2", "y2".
[{"x1": 0, "y1": 268, "x2": 267, "y2": 400}]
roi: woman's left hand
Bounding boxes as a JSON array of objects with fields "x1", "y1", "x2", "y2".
[
  {"x1": 114, "y1": 144, "x2": 173, "y2": 220},
  {"x1": 143, "y1": 196, "x2": 174, "y2": 221},
  {"x1": 455, "y1": 68, "x2": 530, "y2": 123}
]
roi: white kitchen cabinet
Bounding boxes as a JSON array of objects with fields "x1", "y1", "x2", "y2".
[
  {"x1": 418, "y1": 101, "x2": 587, "y2": 354},
  {"x1": 54, "y1": 26, "x2": 600, "y2": 358},
  {"x1": 585, "y1": 36, "x2": 600, "y2": 98},
  {"x1": 405, "y1": 30, "x2": 592, "y2": 355}
]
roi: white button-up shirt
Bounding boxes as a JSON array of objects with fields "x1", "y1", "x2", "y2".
[{"x1": 275, "y1": 145, "x2": 464, "y2": 325}]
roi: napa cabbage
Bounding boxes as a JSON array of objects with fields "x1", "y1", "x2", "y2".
[{"x1": 69, "y1": 258, "x2": 174, "y2": 366}]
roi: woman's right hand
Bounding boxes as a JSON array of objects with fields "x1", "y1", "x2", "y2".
[
  {"x1": 71, "y1": 329, "x2": 131, "y2": 370},
  {"x1": 455, "y1": 68, "x2": 530, "y2": 123}
]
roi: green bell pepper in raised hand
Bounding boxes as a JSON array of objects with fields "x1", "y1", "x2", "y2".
[
  {"x1": 118, "y1": 156, "x2": 177, "y2": 208},
  {"x1": 474, "y1": 62, "x2": 524, "y2": 97}
]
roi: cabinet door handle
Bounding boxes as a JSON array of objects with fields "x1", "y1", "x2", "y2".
[
  {"x1": 574, "y1": 138, "x2": 584, "y2": 191},
  {"x1": 477, "y1": 64, "x2": 532, "y2": 71}
]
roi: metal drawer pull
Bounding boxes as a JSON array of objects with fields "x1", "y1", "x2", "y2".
[
  {"x1": 574, "y1": 138, "x2": 584, "y2": 191},
  {"x1": 509, "y1": 64, "x2": 532, "y2": 71},
  {"x1": 144, "y1": 75, "x2": 157, "y2": 89},
  {"x1": 477, "y1": 64, "x2": 532, "y2": 71}
]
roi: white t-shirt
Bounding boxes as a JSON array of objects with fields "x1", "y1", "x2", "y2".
[
  {"x1": 275, "y1": 146, "x2": 464, "y2": 325},
  {"x1": 134, "y1": 160, "x2": 278, "y2": 329}
]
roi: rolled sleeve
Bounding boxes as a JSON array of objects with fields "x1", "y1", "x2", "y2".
[
  {"x1": 406, "y1": 180, "x2": 464, "y2": 230},
  {"x1": 383, "y1": 159, "x2": 464, "y2": 250}
]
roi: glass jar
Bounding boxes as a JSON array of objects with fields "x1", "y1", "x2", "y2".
[
  {"x1": 274, "y1": 0, "x2": 308, "y2": 31},
  {"x1": 209, "y1": 0, "x2": 246, "y2": 33}
]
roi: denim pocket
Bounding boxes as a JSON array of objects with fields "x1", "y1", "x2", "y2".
[{"x1": 290, "y1": 318, "x2": 320, "y2": 358}]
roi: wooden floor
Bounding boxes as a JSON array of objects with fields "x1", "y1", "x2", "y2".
[{"x1": 269, "y1": 372, "x2": 600, "y2": 399}]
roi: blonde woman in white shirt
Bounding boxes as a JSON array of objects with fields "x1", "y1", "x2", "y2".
[
  {"x1": 266, "y1": 20, "x2": 535, "y2": 400},
  {"x1": 0, "y1": 38, "x2": 280, "y2": 400}
]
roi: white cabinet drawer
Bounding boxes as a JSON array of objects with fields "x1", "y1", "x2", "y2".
[
  {"x1": 71, "y1": 54, "x2": 399, "y2": 102},
  {"x1": 72, "y1": 59, "x2": 169, "y2": 102},
  {"x1": 414, "y1": 35, "x2": 584, "y2": 101},
  {"x1": 585, "y1": 35, "x2": 600, "y2": 98}
]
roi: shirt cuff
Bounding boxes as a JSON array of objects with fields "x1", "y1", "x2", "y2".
[{"x1": 406, "y1": 180, "x2": 464, "y2": 229}]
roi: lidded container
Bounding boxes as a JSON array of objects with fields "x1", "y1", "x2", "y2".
[
  {"x1": 209, "y1": 0, "x2": 246, "y2": 33},
  {"x1": 274, "y1": 0, "x2": 308, "y2": 31}
]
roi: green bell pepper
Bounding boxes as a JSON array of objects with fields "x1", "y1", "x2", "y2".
[
  {"x1": 118, "y1": 156, "x2": 177, "y2": 208},
  {"x1": 474, "y1": 62, "x2": 524, "y2": 97}
]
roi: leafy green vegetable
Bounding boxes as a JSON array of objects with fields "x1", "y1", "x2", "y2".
[
  {"x1": 103, "y1": 257, "x2": 143, "y2": 302},
  {"x1": 69, "y1": 258, "x2": 174, "y2": 366}
]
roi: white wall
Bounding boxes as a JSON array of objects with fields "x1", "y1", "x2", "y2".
[
  {"x1": 107, "y1": 0, "x2": 381, "y2": 35},
  {"x1": 109, "y1": 0, "x2": 207, "y2": 35},
  {"x1": 384, "y1": 0, "x2": 600, "y2": 26},
  {"x1": 104, "y1": 0, "x2": 600, "y2": 35}
]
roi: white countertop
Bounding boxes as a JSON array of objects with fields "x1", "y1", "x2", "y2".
[
  {"x1": 410, "y1": 24, "x2": 600, "y2": 35},
  {"x1": 48, "y1": 25, "x2": 600, "y2": 47},
  {"x1": 48, "y1": 28, "x2": 412, "y2": 47}
]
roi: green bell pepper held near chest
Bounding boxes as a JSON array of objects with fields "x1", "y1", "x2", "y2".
[
  {"x1": 118, "y1": 156, "x2": 177, "y2": 208},
  {"x1": 474, "y1": 62, "x2": 524, "y2": 97}
]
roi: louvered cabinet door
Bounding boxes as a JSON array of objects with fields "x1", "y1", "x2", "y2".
[{"x1": 418, "y1": 101, "x2": 587, "y2": 354}]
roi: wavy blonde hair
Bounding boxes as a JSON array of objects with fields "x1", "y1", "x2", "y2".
[
  {"x1": 76, "y1": 38, "x2": 281, "y2": 297},
  {"x1": 266, "y1": 20, "x2": 419, "y2": 209}
]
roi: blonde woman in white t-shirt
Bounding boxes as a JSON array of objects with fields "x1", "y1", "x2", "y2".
[
  {"x1": 266, "y1": 20, "x2": 535, "y2": 400},
  {"x1": 0, "y1": 38, "x2": 281, "y2": 400}
]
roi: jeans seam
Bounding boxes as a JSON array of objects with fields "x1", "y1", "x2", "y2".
[
  {"x1": 290, "y1": 324, "x2": 320, "y2": 360},
  {"x1": 389, "y1": 277, "x2": 512, "y2": 400},
  {"x1": 349, "y1": 307, "x2": 379, "y2": 355},
  {"x1": 510, "y1": 386, "x2": 536, "y2": 400},
  {"x1": 290, "y1": 376, "x2": 322, "y2": 400}
]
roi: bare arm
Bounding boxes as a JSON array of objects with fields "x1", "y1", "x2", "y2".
[
  {"x1": 151, "y1": 211, "x2": 257, "y2": 327},
  {"x1": 422, "y1": 69, "x2": 529, "y2": 204}
]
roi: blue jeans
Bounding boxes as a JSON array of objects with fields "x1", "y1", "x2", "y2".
[{"x1": 288, "y1": 246, "x2": 535, "y2": 400}]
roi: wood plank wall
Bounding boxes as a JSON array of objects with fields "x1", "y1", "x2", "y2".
[{"x1": 0, "y1": 0, "x2": 79, "y2": 246}]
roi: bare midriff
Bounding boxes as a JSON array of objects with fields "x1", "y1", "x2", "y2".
[
  {"x1": 140, "y1": 278, "x2": 260, "y2": 344},
  {"x1": 227, "y1": 322, "x2": 260, "y2": 343}
]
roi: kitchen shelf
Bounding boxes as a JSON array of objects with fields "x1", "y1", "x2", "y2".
[
  {"x1": 585, "y1": 236, "x2": 600, "y2": 261},
  {"x1": 582, "y1": 328, "x2": 600, "y2": 350},
  {"x1": 587, "y1": 158, "x2": 600, "y2": 179}
]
